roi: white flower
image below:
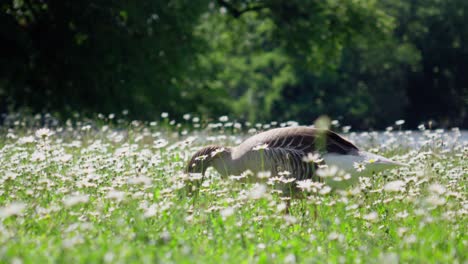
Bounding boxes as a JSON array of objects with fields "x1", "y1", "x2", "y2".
[
  {"x1": 257, "y1": 171, "x2": 271, "y2": 179},
  {"x1": 284, "y1": 254, "x2": 296, "y2": 264},
  {"x1": 395, "y1": 120, "x2": 405, "y2": 126},
  {"x1": 248, "y1": 184, "x2": 267, "y2": 199},
  {"x1": 302, "y1": 153, "x2": 323, "y2": 163},
  {"x1": 10, "y1": 258, "x2": 22, "y2": 264},
  {"x1": 342, "y1": 126, "x2": 352, "y2": 133},
  {"x1": 194, "y1": 155, "x2": 208, "y2": 161},
  {"x1": 319, "y1": 185, "x2": 332, "y2": 195},
  {"x1": 428, "y1": 183, "x2": 446, "y2": 195},
  {"x1": 104, "y1": 252, "x2": 115, "y2": 263},
  {"x1": 253, "y1": 143, "x2": 269, "y2": 151},
  {"x1": 187, "y1": 173, "x2": 203, "y2": 181},
  {"x1": 144, "y1": 204, "x2": 158, "y2": 218},
  {"x1": 404, "y1": 234, "x2": 417, "y2": 244},
  {"x1": 219, "y1": 116, "x2": 229, "y2": 122},
  {"x1": 277, "y1": 203, "x2": 287, "y2": 212},
  {"x1": 283, "y1": 215, "x2": 298, "y2": 225},
  {"x1": 62, "y1": 235, "x2": 85, "y2": 249},
  {"x1": 327, "y1": 232, "x2": 344, "y2": 242},
  {"x1": 316, "y1": 166, "x2": 339, "y2": 178},
  {"x1": 425, "y1": 195, "x2": 446, "y2": 206},
  {"x1": 210, "y1": 147, "x2": 225, "y2": 157},
  {"x1": 379, "y1": 252, "x2": 399, "y2": 264},
  {"x1": 395, "y1": 210, "x2": 409, "y2": 219},
  {"x1": 106, "y1": 190, "x2": 126, "y2": 202},
  {"x1": 127, "y1": 176, "x2": 152, "y2": 185},
  {"x1": 18, "y1": 136, "x2": 35, "y2": 144},
  {"x1": 0, "y1": 202, "x2": 26, "y2": 218},
  {"x1": 220, "y1": 207, "x2": 235, "y2": 219},
  {"x1": 161, "y1": 112, "x2": 169, "y2": 118},
  {"x1": 353, "y1": 162, "x2": 366, "y2": 172},
  {"x1": 154, "y1": 139, "x2": 168, "y2": 149},
  {"x1": 296, "y1": 179, "x2": 323, "y2": 192},
  {"x1": 229, "y1": 174, "x2": 247, "y2": 181},
  {"x1": 296, "y1": 179, "x2": 313, "y2": 191},
  {"x1": 35, "y1": 128, "x2": 54, "y2": 138},
  {"x1": 63, "y1": 194, "x2": 89, "y2": 207},
  {"x1": 280, "y1": 177, "x2": 296, "y2": 183},
  {"x1": 59, "y1": 154, "x2": 73, "y2": 163},
  {"x1": 397, "y1": 227, "x2": 408, "y2": 237},
  {"x1": 278, "y1": 170, "x2": 291, "y2": 177},
  {"x1": 4, "y1": 171, "x2": 18, "y2": 181},
  {"x1": 31, "y1": 151, "x2": 46, "y2": 162},
  {"x1": 384, "y1": 180, "x2": 406, "y2": 192},
  {"x1": 362, "y1": 211, "x2": 379, "y2": 222}
]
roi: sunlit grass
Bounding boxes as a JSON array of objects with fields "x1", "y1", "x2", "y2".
[{"x1": 0, "y1": 114, "x2": 466, "y2": 263}]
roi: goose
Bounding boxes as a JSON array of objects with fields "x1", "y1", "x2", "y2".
[{"x1": 186, "y1": 126, "x2": 405, "y2": 193}]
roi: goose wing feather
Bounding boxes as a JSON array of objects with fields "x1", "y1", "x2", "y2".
[
  {"x1": 229, "y1": 126, "x2": 358, "y2": 180},
  {"x1": 233, "y1": 126, "x2": 358, "y2": 159}
]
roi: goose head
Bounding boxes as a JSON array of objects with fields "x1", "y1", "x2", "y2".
[{"x1": 186, "y1": 145, "x2": 230, "y2": 175}]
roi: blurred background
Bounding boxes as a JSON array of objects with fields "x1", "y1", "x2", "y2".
[{"x1": 0, "y1": 0, "x2": 467, "y2": 129}]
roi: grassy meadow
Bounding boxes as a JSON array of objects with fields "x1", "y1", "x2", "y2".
[{"x1": 0, "y1": 114, "x2": 466, "y2": 263}]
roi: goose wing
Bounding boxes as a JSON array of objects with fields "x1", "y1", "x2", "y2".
[
  {"x1": 233, "y1": 126, "x2": 358, "y2": 158},
  {"x1": 230, "y1": 126, "x2": 357, "y2": 180}
]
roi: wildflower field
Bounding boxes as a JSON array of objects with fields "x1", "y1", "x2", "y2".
[{"x1": 0, "y1": 114, "x2": 466, "y2": 263}]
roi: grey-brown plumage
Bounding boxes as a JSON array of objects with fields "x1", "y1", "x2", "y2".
[
  {"x1": 186, "y1": 126, "x2": 406, "y2": 209},
  {"x1": 186, "y1": 126, "x2": 359, "y2": 182}
]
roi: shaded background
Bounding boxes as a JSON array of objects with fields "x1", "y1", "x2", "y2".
[{"x1": 0, "y1": 0, "x2": 467, "y2": 129}]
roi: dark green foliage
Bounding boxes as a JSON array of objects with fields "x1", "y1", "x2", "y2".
[
  {"x1": 0, "y1": 0, "x2": 466, "y2": 128},
  {"x1": 0, "y1": 0, "x2": 211, "y2": 117},
  {"x1": 388, "y1": 0, "x2": 468, "y2": 127}
]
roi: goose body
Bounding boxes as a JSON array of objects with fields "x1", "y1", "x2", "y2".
[{"x1": 187, "y1": 126, "x2": 404, "y2": 191}]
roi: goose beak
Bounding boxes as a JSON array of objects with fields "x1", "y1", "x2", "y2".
[{"x1": 359, "y1": 151, "x2": 408, "y2": 168}]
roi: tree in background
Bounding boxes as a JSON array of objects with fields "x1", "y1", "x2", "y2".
[
  {"x1": 387, "y1": 0, "x2": 468, "y2": 127},
  {"x1": 194, "y1": 0, "x2": 394, "y2": 126},
  {"x1": 0, "y1": 0, "x2": 213, "y2": 117},
  {"x1": 198, "y1": 0, "x2": 467, "y2": 128},
  {"x1": 1, "y1": 0, "x2": 466, "y2": 128}
]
